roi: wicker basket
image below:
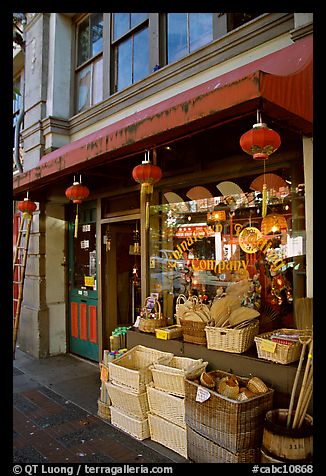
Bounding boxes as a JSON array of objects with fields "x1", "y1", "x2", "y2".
[
  {"x1": 254, "y1": 328, "x2": 308, "y2": 364},
  {"x1": 138, "y1": 297, "x2": 167, "y2": 333},
  {"x1": 146, "y1": 383, "x2": 186, "y2": 428},
  {"x1": 97, "y1": 399, "x2": 111, "y2": 420},
  {"x1": 179, "y1": 319, "x2": 207, "y2": 345},
  {"x1": 205, "y1": 319, "x2": 259, "y2": 353},
  {"x1": 187, "y1": 426, "x2": 261, "y2": 463},
  {"x1": 110, "y1": 405, "x2": 150, "y2": 440},
  {"x1": 185, "y1": 374, "x2": 274, "y2": 453},
  {"x1": 150, "y1": 356, "x2": 208, "y2": 397},
  {"x1": 108, "y1": 345, "x2": 173, "y2": 394},
  {"x1": 148, "y1": 412, "x2": 187, "y2": 458},
  {"x1": 106, "y1": 382, "x2": 149, "y2": 419}
]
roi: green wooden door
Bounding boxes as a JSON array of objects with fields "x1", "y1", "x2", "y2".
[{"x1": 68, "y1": 201, "x2": 99, "y2": 361}]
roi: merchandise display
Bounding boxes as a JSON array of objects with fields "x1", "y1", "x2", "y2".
[{"x1": 97, "y1": 344, "x2": 313, "y2": 462}]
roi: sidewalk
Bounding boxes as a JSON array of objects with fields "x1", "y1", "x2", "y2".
[{"x1": 13, "y1": 349, "x2": 189, "y2": 464}]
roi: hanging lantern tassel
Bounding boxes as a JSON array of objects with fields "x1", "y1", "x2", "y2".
[
  {"x1": 74, "y1": 203, "x2": 79, "y2": 238},
  {"x1": 262, "y1": 183, "x2": 267, "y2": 218},
  {"x1": 65, "y1": 177, "x2": 90, "y2": 239}
]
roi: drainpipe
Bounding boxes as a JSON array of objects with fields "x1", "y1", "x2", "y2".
[{"x1": 14, "y1": 107, "x2": 24, "y2": 173}]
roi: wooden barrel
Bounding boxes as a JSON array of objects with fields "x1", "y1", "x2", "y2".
[{"x1": 261, "y1": 409, "x2": 313, "y2": 463}]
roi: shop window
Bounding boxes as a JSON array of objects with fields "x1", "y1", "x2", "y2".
[
  {"x1": 167, "y1": 13, "x2": 213, "y2": 63},
  {"x1": 112, "y1": 13, "x2": 149, "y2": 92},
  {"x1": 227, "y1": 13, "x2": 263, "y2": 31},
  {"x1": 149, "y1": 172, "x2": 306, "y2": 330},
  {"x1": 76, "y1": 13, "x2": 103, "y2": 113}
]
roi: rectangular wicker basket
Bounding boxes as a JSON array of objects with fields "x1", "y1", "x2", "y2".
[
  {"x1": 97, "y1": 399, "x2": 111, "y2": 420},
  {"x1": 106, "y1": 382, "x2": 149, "y2": 419},
  {"x1": 179, "y1": 319, "x2": 207, "y2": 345},
  {"x1": 187, "y1": 426, "x2": 261, "y2": 463},
  {"x1": 184, "y1": 376, "x2": 274, "y2": 453},
  {"x1": 110, "y1": 405, "x2": 150, "y2": 440},
  {"x1": 146, "y1": 383, "x2": 186, "y2": 428},
  {"x1": 148, "y1": 412, "x2": 188, "y2": 458},
  {"x1": 108, "y1": 345, "x2": 173, "y2": 394},
  {"x1": 150, "y1": 356, "x2": 208, "y2": 397},
  {"x1": 205, "y1": 319, "x2": 260, "y2": 353},
  {"x1": 254, "y1": 328, "x2": 308, "y2": 364}
]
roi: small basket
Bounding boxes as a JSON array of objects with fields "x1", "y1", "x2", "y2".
[
  {"x1": 110, "y1": 406, "x2": 150, "y2": 440},
  {"x1": 254, "y1": 328, "x2": 308, "y2": 364},
  {"x1": 108, "y1": 345, "x2": 173, "y2": 394},
  {"x1": 150, "y1": 356, "x2": 208, "y2": 397},
  {"x1": 148, "y1": 412, "x2": 187, "y2": 458},
  {"x1": 205, "y1": 319, "x2": 259, "y2": 353},
  {"x1": 106, "y1": 381, "x2": 149, "y2": 419},
  {"x1": 97, "y1": 399, "x2": 111, "y2": 420},
  {"x1": 146, "y1": 383, "x2": 186, "y2": 428},
  {"x1": 179, "y1": 319, "x2": 207, "y2": 345},
  {"x1": 138, "y1": 297, "x2": 167, "y2": 333}
]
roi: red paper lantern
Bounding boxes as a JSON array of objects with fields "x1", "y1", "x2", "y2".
[
  {"x1": 18, "y1": 197, "x2": 37, "y2": 215},
  {"x1": 240, "y1": 121, "x2": 281, "y2": 160},
  {"x1": 132, "y1": 158, "x2": 162, "y2": 196},
  {"x1": 65, "y1": 181, "x2": 90, "y2": 204},
  {"x1": 65, "y1": 179, "x2": 90, "y2": 238}
]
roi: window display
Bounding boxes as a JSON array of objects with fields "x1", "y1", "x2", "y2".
[{"x1": 148, "y1": 171, "x2": 306, "y2": 330}]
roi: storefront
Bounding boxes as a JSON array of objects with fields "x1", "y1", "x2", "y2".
[{"x1": 13, "y1": 33, "x2": 312, "y2": 374}]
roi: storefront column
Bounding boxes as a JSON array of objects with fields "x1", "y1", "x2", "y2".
[
  {"x1": 45, "y1": 202, "x2": 67, "y2": 355},
  {"x1": 303, "y1": 136, "x2": 313, "y2": 297},
  {"x1": 17, "y1": 202, "x2": 49, "y2": 358}
]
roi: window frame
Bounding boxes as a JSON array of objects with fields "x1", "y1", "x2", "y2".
[
  {"x1": 74, "y1": 13, "x2": 104, "y2": 114},
  {"x1": 111, "y1": 13, "x2": 150, "y2": 93}
]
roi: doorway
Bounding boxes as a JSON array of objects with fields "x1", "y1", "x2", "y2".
[
  {"x1": 102, "y1": 218, "x2": 141, "y2": 346},
  {"x1": 68, "y1": 201, "x2": 99, "y2": 361}
]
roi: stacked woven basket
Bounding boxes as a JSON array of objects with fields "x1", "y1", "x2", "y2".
[
  {"x1": 106, "y1": 345, "x2": 173, "y2": 440},
  {"x1": 147, "y1": 356, "x2": 207, "y2": 458}
]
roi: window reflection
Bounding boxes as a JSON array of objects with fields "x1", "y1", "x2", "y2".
[
  {"x1": 117, "y1": 39, "x2": 132, "y2": 91},
  {"x1": 134, "y1": 28, "x2": 149, "y2": 82},
  {"x1": 167, "y1": 13, "x2": 213, "y2": 63},
  {"x1": 149, "y1": 176, "x2": 306, "y2": 329}
]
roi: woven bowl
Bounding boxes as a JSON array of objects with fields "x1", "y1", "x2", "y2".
[
  {"x1": 217, "y1": 376, "x2": 240, "y2": 399},
  {"x1": 247, "y1": 376, "x2": 269, "y2": 394}
]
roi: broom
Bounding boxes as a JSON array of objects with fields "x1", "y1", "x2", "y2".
[{"x1": 287, "y1": 297, "x2": 313, "y2": 428}]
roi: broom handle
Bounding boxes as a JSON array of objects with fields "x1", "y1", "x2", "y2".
[
  {"x1": 292, "y1": 340, "x2": 313, "y2": 429},
  {"x1": 287, "y1": 341, "x2": 307, "y2": 428},
  {"x1": 297, "y1": 373, "x2": 313, "y2": 429}
]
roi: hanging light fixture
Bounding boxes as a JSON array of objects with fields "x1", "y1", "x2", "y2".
[
  {"x1": 261, "y1": 213, "x2": 288, "y2": 236},
  {"x1": 65, "y1": 175, "x2": 90, "y2": 238},
  {"x1": 240, "y1": 111, "x2": 281, "y2": 217},
  {"x1": 132, "y1": 149, "x2": 162, "y2": 228},
  {"x1": 132, "y1": 149, "x2": 162, "y2": 197},
  {"x1": 18, "y1": 191, "x2": 37, "y2": 215}
]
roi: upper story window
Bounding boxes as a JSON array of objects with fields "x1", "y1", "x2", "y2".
[
  {"x1": 112, "y1": 13, "x2": 149, "y2": 92},
  {"x1": 76, "y1": 13, "x2": 103, "y2": 113},
  {"x1": 167, "y1": 13, "x2": 213, "y2": 64},
  {"x1": 13, "y1": 77, "x2": 22, "y2": 127}
]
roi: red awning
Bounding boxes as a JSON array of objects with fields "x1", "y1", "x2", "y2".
[{"x1": 13, "y1": 35, "x2": 312, "y2": 195}]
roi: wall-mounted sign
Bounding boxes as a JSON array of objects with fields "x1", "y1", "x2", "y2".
[{"x1": 84, "y1": 276, "x2": 95, "y2": 287}]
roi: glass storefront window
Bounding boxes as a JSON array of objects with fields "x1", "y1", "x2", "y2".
[{"x1": 149, "y1": 175, "x2": 306, "y2": 329}]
